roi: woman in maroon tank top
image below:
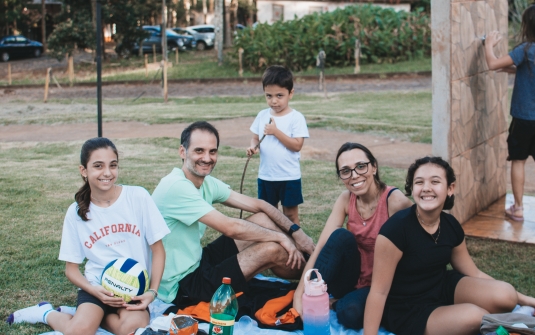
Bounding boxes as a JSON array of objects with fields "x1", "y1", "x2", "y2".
[{"x1": 293, "y1": 142, "x2": 412, "y2": 330}]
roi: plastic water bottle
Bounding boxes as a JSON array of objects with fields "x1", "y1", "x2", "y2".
[
  {"x1": 209, "y1": 277, "x2": 238, "y2": 335},
  {"x1": 302, "y1": 269, "x2": 330, "y2": 335}
]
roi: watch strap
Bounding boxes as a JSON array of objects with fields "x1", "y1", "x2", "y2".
[{"x1": 288, "y1": 223, "x2": 301, "y2": 236}]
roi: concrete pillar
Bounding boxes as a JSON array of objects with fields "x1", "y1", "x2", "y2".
[{"x1": 431, "y1": 0, "x2": 509, "y2": 223}]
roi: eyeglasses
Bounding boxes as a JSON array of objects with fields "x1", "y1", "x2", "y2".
[{"x1": 338, "y1": 162, "x2": 371, "y2": 180}]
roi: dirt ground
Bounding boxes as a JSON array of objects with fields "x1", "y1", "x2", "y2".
[{"x1": 1, "y1": 72, "x2": 533, "y2": 194}]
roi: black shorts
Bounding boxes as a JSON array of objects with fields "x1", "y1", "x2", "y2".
[
  {"x1": 77, "y1": 289, "x2": 149, "y2": 316},
  {"x1": 258, "y1": 178, "x2": 304, "y2": 207},
  {"x1": 507, "y1": 117, "x2": 535, "y2": 161},
  {"x1": 382, "y1": 270, "x2": 465, "y2": 335},
  {"x1": 173, "y1": 235, "x2": 248, "y2": 306}
]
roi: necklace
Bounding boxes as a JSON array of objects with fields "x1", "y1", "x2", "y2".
[
  {"x1": 416, "y1": 208, "x2": 440, "y2": 244},
  {"x1": 91, "y1": 185, "x2": 117, "y2": 206},
  {"x1": 356, "y1": 191, "x2": 380, "y2": 226}
]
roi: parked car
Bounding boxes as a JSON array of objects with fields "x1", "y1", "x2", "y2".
[
  {"x1": 0, "y1": 35, "x2": 43, "y2": 62},
  {"x1": 115, "y1": 26, "x2": 196, "y2": 58},
  {"x1": 173, "y1": 24, "x2": 215, "y2": 51}
]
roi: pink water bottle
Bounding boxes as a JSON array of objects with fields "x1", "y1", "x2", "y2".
[{"x1": 302, "y1": 269, "x2": 330, "y2": 335}]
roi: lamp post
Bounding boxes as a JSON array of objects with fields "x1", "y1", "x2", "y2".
[
  {"x1": 96, "y1": 0, "x2": 103, "y2": 137},
  {"x1": 162, "y1": 0, "x2": 168, "y2": 102}
]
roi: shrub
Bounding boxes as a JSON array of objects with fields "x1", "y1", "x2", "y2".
[
  {"x1": 47, "y1": 16, "x2": 95, "y2": 60},
  {"x1": 233, "y1": 5, "x2": 431, "y2": 72}
]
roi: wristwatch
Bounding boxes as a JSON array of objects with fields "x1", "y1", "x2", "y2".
[{"x1": 288, "y1": 224, "x2": 301, "y2": 236}]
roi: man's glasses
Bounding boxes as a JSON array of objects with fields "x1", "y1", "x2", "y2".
[{"x1": 338, "y1": 162, "x2": 371, "y2": 180}]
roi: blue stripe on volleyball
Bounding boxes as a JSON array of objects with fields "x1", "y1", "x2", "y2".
[
  {"x1": 138, "y1": 271, "x2": 146, "y2": 295},
  {"x1": 120, "y1": 258, "x2": 137, "y2": 273},
  {"x1": 102, "y1": 258, "x2": 117, "y2": 275}
]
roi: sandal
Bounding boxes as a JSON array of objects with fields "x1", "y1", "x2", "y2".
[{"x1": 505, "y1": 205, "x2": 524, "y2": 221}]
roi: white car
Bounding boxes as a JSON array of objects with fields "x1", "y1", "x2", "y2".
[{"x1": 173, "y1": 25, "x2": 215, "y2": 51}]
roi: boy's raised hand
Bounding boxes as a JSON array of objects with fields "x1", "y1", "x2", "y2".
[
  {"x1": 264, "y1": 118, "x2": 278, "y2": 135},
  {"x1": 246, "y1": 146, "x2": 259, "y2": 156}
]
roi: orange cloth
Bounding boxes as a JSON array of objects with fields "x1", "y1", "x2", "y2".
[{"x1": 255, "y1": 290, "x2": 300, "y2": 326}]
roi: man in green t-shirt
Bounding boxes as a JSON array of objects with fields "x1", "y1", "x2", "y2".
[{"x1": 152, "y1": 121, "x2": 315, "y2": 305}]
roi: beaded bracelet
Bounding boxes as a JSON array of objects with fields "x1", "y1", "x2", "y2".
[{"x1": 147, "y1": 289, "x2": 158, "y2": 301}]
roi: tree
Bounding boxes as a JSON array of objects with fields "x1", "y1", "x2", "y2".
[
  {"x1": 108, "y1": 0, "x2": 154, "y2": 58},
  {"x1": 1, "y1": 0, "x2": 24, "y2": 36},
  {"x1": 47, "y1": 0, "x2": 95, "y2": 60}
]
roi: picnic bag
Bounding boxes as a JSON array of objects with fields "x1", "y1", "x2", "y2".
[{"x1": 480, "y1": 313, "x2": 535, "y2": 335}]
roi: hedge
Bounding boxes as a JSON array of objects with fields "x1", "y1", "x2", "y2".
[{"x1": 233, "y1": 5, "x2": 431, "y2": 72}]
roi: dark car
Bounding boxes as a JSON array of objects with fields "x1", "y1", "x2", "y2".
[
  {"x1": 0, "y1": 35, "x2": 43, "y2": 62},
  {"x1": 116, "y1": 26, "x2": 196, "y2": 57}
]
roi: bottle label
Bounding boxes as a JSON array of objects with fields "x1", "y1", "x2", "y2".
[{"x1": 210, "y1": 317, "x2": 235, "y2": 326}]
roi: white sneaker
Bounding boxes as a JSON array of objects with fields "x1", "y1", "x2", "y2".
[
  {"x1": 6, "y1": 302, "x2": 53, "y2": 325},
  {"x1": 56, "y1": 306, "x2": 76, "y2": 316}
]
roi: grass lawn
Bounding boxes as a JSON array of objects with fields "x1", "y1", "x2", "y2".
[
  {"x1": 1, "y1": 90, "x2": 432, "y2": 143},
  {"x1": 1, "y1": 138, "x2": 534, "y2": 335},
  {"x1": 0, "y1": 49, "x2": 431, "y2": 86}
]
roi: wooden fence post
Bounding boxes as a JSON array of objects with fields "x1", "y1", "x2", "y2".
[
  {"x1": 44, "y1": 67, "x2": 51, "y2": 102},
  {"x1": 7, "y1": 63, "x2": 11, "y2": 85},
  {"x1": 162, "y1": 60, "x2": 168, "y2": 103},
  {"x1": 68, "y1": 55, "x2": 74, "y2": 86},
  {"x1": 316, "y1": 49, "x2": 326, "y2": 93},
  {"x1": 354, "y1": 39, "x2": 361, "y2": 74},
  {"x1": 145, "y1": 54, "x2": 149, "y2": 77},
  {"x1": 238, "y1": 48, "x2": 244, "y2": 77},
  {"x1": 153, "y1": 44, "x2": 157, "y2": 63}
]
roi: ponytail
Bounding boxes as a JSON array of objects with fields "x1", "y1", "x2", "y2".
[{"x1": 75, "y1": 176, "x2": 92, "y2": 221}]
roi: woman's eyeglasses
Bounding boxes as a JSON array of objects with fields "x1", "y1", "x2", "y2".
[{"x1": 338, "y1": 162, "x2": 371, "y2": 180}]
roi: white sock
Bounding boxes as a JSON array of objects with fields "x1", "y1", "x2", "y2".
[
  {"x1": 43, "y1": 309, "x2": 58, "y2": 325},
  {"x1": 56, "y1": 306, "x2": 77, "y2": 316},
  {"x1": 7, "y1": 302, "x2": 53, "y2": 325}
]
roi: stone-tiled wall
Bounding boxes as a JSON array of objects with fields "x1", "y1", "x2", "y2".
[{"x1": 432, "y1": 0, "x2": 509, "y2": 223}]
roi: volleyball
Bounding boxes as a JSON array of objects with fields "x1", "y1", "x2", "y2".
[{"x1": 101, "y1": 258, "x2": 149, "y2": 303}]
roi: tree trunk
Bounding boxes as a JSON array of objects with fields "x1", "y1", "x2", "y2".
[
  {"x1": 91, "y1": 0, "x2": 97, "y2": 58},
  {"x1": 186, "y1": 0, "x2": 191, "y2": 25},
  {"x1": 203, "y1": 0, "x2": 207, "y2": 24},
  {"x1": 101, "y1": 24, "x2": 106, "y2": 60},
  {"x1": 41, "y1": 0, "x2": 47, "y2": 52},
  {"x1": 214, "y1": 0, "x2": 223, "y2": 64},
  {"x1": 224, "y1": 0, "x2": 231, "y2": 47}
]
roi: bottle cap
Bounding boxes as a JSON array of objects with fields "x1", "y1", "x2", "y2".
[
  {"x1": 222, "y1": 277, "x2": 231, "y2": 284},
  {"x1": 304, "y1": 269, "x2": 327, "y2": 296}
]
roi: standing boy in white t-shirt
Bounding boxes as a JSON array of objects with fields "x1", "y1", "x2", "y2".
[{"x1": 246, "y1": 65, "x2": 309, "y2": 226}]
